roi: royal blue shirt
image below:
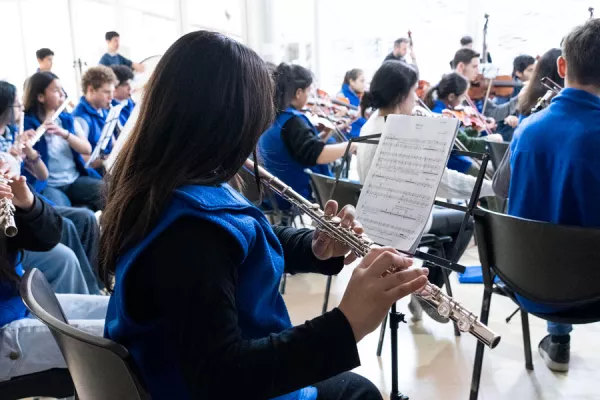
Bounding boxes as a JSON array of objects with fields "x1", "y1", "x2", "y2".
[
  {"x1": 105, "y1": 184, "x2": 316, "y2": 400},
  {"x1": 111, "y1": 98, "x2": 135, "y2": 131},
  {"x1": 99, "y1": 53, "x2": 132, "y2": 68},
  {"x1": 508, "y1": 88, "x2": 600, "y2": 312},
  {"x1": 340, "y1": 84, "x2": 366, "y2": 139}
]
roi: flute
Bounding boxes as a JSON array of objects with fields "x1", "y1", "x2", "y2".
[
  {"x1": 32, "y1": 98, "x2": 70, "y2": 144},
  {"x1": 0, "y1": 174, "x2": 17, "y2": 238},
  {"x1": 244, "y1": 159, "x2": 501, "y2": 349}
]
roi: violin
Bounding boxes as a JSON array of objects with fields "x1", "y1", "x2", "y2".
[
  {"x1": 442, "y1": 106, "x2": 487, "y2": 132},
  {"x1": 468, "y1": 74, "x2": 523, "y2": 100}
]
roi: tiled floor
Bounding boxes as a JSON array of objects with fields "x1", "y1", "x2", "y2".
[{"x1": 284, "y1": 246, "x2": 600, "y2": 400}]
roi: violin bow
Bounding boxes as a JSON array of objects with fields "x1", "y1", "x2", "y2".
[{"x1": 464, "y1": 95, "x2": 493, "y2": 137}]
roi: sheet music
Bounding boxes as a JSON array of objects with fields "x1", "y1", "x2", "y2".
[
  {"x1": 86, "y1": 100, "x2": 128, "y2": 167},
  {"x1": 356, "y1": 115, "x2": 459, "y2": 253},
  {"x1": 106, "y1": 104, "x2": 139, "y2": 173}
]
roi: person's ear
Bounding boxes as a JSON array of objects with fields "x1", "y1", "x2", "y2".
[
  {"x1": 295, "y1": 88, "x2": 304, "y2": 99},
  {"x1": 448, "y1": 93, "x2": 456, "y2": 104},
  {"x1": 37, "y1": 93, "x2": 45, "y2": 104},
  {"x1": 557, "y1": 56, "x2": 567, "y2": 79}
]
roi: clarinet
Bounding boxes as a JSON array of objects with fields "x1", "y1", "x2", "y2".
[
  {"x1": 0, "y1": 174, "x2": 17, "y2": 238},
  {"x1": 245, "y1": 159, "x2": 501, "y2": 349}
]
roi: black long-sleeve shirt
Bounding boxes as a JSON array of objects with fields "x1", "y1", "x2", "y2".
[
  {"x1": 127, "y1": 218, "x2": 360, "y2": 399},
  {"x1": 11, "y1": 195, "x2": 62, "y2": 254},
  {"x1": 281, "y1": 116, "x2": 325, "y2": 166}
]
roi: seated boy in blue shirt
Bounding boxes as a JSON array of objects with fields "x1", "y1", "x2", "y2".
[
  {"x1": 99, "y1": 31, "x2": 144, "y2": 73},
  {"x1": 492, "y1": 19, "x2": 600, "y2": 373},
  {"x1": 109, "y1": 65, "x2": 135, "y2": 132}
]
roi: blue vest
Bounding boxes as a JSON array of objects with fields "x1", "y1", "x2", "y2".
[
  {"x1": 258, "y1": 108, "x2": 331, "y2": 209},
  {"x1": 340, "y1": 84, "x2": 366, "y2": 139},
  {"x1": 111, "y1": 98, "x2": 135, "y2": 133},
  {"x1": 23, "y1": 112, "x2": 101, "y2": 192},
  {"x1": 104, "y1": 184, "x2": 316, "y2": 400},
  {"x1": 432, "y1": 100, "x2": 473, "y2": 174},
  {"x1": 73, "y1": 96, "x2": 112, "y2": 154},
  {"x1": 0, "y1": 257, "x2": 27, "y2": 328},
  {"x1": 509, "y1": 88, "x2": 600, "y2": 313}
]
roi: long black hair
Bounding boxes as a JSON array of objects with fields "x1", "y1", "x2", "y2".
[
  {"x1": 424, "y1": 72, "x2": 468, "y2": 110},
  {"x1": 0, "y1": 81, "x2": 17, "y2": 127},
  {"x1": 100, "y1": 31, "x2": 275, "y2": 289},
  {"x1": 359, "y1": 61, "x2": 418, "y2": 118},
  {"x1": 517, "y1": 48, "x2": 563, "y2": 117},
  {"x1": 0, "y1": 81, "x2": 17, "y2": 285},
  {"x1": 273, "y1": 63, "x2": 312, "y2": 113},
  {"x1": 23, "y1": 71, "x2": 59, "y2": 120}
]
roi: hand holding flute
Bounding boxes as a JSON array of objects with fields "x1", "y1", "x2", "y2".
[{"x1": 0, "y1": 160, "x2": 36, "y2": 237}]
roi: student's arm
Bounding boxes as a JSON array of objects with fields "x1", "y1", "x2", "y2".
[
  {"x1": 98, "y1": 53, "x2": 111, "y2": 66},
  {"x1": 483, "y1": 96, "x2": 518, "y2": 121},
  {"x1": 119, "y1": 54, "x2": 144, "y2": 73},
  {"x1": 129, "y1": 218, "x2": 360, "y2": 399},
  {"x1": 492, "y1": 147, "x2": 512, "y2": 200},
  {"x1": 273, "y1": 226, "x2": 345, "y2": 275},
  {"x1": 69, "y1": 118, "x2": 93, "y2": 155},
  {"x1": 10, "y1": 194, "x2": 62, "y2": 253}
]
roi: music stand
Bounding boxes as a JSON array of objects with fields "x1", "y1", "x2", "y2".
[{"x1": 331, "y1": 133, "x2": 490, "y2": 400}]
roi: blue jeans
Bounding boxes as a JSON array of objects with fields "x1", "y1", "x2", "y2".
[
  {"x1": 548, "y1": 322, "x2": 573, "y2": 336},
  {"x1": 22, "y1": 244, "x2": 90, "y2": 295},
  {"x1": 55, "y1": 207, "x2": 102, "y2": 293},
  {"x1": 42, "y1": 176, "x2": 103, "y2": 211}
]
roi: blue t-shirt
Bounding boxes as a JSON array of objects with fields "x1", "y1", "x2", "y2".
[{"x1": 99, "y1": 53, "x2": 132, "y2": 67}]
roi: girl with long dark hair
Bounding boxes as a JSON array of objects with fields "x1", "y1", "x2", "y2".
[
  {"x1": 23, "y1": 72, "x2": 103, "y2": 211},
  {"x1": 517, "y1": 48, "x2": 564, "y2": 118},
  {"x1": 258, "y1": 63, "x2": 357, "y2": 209},
  {"x1": 100, "y1": 31, "x2": 428, "y2": 400},
  {"x1": 339, "y1": 68, "x2": 367, "y2": 138}
]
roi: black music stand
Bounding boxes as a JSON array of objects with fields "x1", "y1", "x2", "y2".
[{"x1": 331, "y1": 133, "x2": 490, "y2": 400}]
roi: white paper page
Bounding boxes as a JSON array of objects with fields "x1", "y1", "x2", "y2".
[
  {"x1": 356, "y1": 114, "x2": 459, "y2": 253},
  {"x1": 105, "y1": 104, "x2": 139, "y2": 173}
]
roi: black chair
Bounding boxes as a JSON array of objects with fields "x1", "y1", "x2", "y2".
[
  {"x1": 470, "y1": 208, "x2": 600, "y2": 400},
  {"x1": 486, "y1": 141, "x2": 509, "y2": 170},
  {"x1": 20, "y1": 268, "x2": 149, "y2": 400}
]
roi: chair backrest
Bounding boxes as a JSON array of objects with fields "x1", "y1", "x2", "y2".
[
  {"x1": 486, "y1": 141, "x2": 509, "y2": 170},
  {"x1": 20, "y1": 269, "x2": 149, "y2": 400},
  {"x1": 307, "y1": 171, "x2": 362, "y2": 209},
  {"x1": 475, "y1": 208, "x2": 600, "y2": 307},
  {"x1": 237, "y1": 165, "x2": 283, "y2": 212}
]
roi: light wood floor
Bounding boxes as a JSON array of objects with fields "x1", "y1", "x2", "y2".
[{"x1": 284, "y1": 246, "x2": 600, "y2": 400}]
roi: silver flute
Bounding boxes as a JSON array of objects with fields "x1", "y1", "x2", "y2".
[
  {"x1": 245, "y1": 159, "x2": 501, "y2": 349},
  {"x1": 0, "y1": 175, "x2": 17, "y2": 238}
]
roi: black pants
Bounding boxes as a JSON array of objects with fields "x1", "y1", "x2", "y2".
[
  {"x1": 315, "y1": 372, "x2": 382, "y2": 400},
  {"x1": 426, "y1": 207, "x2": 474, "y2": 288}
]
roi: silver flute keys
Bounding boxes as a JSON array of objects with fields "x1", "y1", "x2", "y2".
[
  {"x1": 244, "y1": 159, "x2": 501, "y2": 349},
  {"x1": 0, "y1": 175, "x2": 17, "y2": 238}
]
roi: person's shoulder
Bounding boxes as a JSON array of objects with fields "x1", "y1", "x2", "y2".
[{"x1": 99, "y1": 53, "x2": 112, "y2": 65}]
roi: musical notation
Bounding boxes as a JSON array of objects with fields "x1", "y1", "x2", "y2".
[{"x1": 356, "y1": 115, "x2": 459, "y2": 253}]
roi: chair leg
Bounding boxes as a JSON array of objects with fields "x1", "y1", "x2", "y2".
[
  {"x1": 520, "y1": 310, "x2": 534, "y2": 370},
  {"x1": 469, "y1": 289, "x2": 492, "y2": 400},
  {"x1": 376, "y1": 314, "x2": 388, "y2": 357},
  {"x1": 322, "y1": 276, "x2": 333, "y2": 315},
  {"x1": 279, "y1": 274, "x2": 287, "y2": 294},
  {"x1": 442, "y1": 269, "x2": 461, "y2": 337},
  {"x1": 506, "y1": 306, "x2": 521, "y2": 323}
]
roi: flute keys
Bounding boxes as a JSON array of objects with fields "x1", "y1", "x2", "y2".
[
  {"x1": 437, "y1": 303, "x2": 451, "y2": 318},
  {"x1": 457, "y1": 317, "x2": 472, "y2": 332}
]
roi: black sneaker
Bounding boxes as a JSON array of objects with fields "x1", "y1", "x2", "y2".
[
  {"x1": 416, "y1": 296, "x2": 450, "y2": 324},
  {"x1": 538, "y1": 334, "x2": 570, "y2": 372}
]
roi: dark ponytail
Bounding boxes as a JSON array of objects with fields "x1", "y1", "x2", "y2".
[
  {"x1": 359, "y1": 61, "x2": 418, "y2": 118},
  {"x1": 273, "y1": 63, "x2": 313, "y2": 113},
  {"x1": 343, "y1": 68, "x2": 363, "y2": 85},
  {"x1": 425, "y1": 72, "x2": 468, "y2": 110},
  {"x1": 0, "y1": 81, "x2": 17, "y2": 127},
  {"x1": 423, "y1": 84, "x2": 439, "y2": 110}
]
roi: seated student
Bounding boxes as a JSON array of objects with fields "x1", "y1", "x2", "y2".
[
  {"x1": 424, "y1": 72, "x2": 502, "y2": 174},
  {"x1": 100, "y1": 31, "x2": 428, "y2": 400},
  {"x1": 516, "y1": 48, "x2": 564, "y2": 120},
  {"x1": 356, "y1": 61, "x2": 494, "y2": 323},
  {"x1": 338, "y1": 69, "x2": 367, "y2": 139},
  {"x1": 452, "y1": 48, "x2": 515, "y2": 123},
  {"x1": 23, "y1": 72, "x2": 103, "y2": 211},
  {"x1": 109, "y1": 65, "x2": 135, "y2": 131},
  {"x1": 36, "y1": 48, "x2": 54, "y2": 73},
  {"x1": 258, "y1": 63, "x2": 357, "y2": 209},
  {"x1": 73, "y1": 66, "x2": 118, "y2": 172},
  {"x1": 0, "y1": 82, "x2": 102, "y2": 294},
  {"x1": 98, "y1": 31, "x2": 144, "y2": 72},
  {"x1": 0, "y1": 178, "x2": 109, "y2": 383},
  {"x1": 492, "y1": 20, "x2": 600, "y2": 372}
]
